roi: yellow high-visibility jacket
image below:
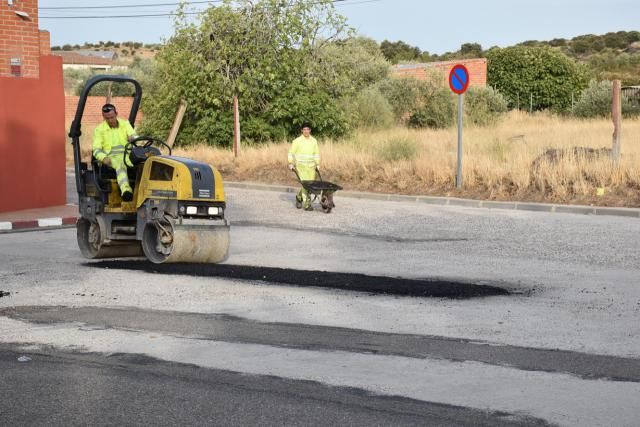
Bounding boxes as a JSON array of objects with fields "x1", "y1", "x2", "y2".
[
  {"x1": 288, "y1": 135, "x2": 320, "y2": 181},
  {"x1": 92, "y1": 118, "x2": 136, "y2": 163}
]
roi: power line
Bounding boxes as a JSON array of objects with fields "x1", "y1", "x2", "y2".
[
  {"x1": 40, "y1": 1, "x2": 220, "y2": 10},
  {"x1": 39, "y1": 0, "x2": 370, "y2": 19},
  {"x1": 40, "y1": 12, "x2": 203, "y2": 19}
]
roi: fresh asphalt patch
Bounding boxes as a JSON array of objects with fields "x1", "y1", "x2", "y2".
[
  {"x1": 5, "y1": 306, "x2": 640, "y2": 383},
  {"x1": 0, "y1": 291, "x2": 10, "y2": 298},
  {"x1": 85, "y1": 260, "x2": 510, "y2": 299},
  {"x1": 0, "y1": 344, "x2": 549, "y2": 427}
]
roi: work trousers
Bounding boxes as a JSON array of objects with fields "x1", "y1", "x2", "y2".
[
  {"x1": 107, "y1": 148, "x2": 132, "y2": 195},
  {"x1": 296, "y1": 164, "x2": 316, "y2": 207}
]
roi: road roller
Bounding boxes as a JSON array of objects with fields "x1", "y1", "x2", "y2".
[{"x1": 69, "y1": 75, "x2": 230, "y2": 263}]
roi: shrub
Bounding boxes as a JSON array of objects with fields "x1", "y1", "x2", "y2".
[
  {"x1": 345, "y1": 87, "x2": 394, "y2": 129},
  {"x1": 464, "y1": 86, "x2": 508, "y2": 126},
  {"x1": 487, "y1": 45, "x2": 589, "y2": 112},
  {"x1": 378, "y1": 137, "x2": 418, "y2": 162},
  {"x1": 574, "y1": 80, "x2": 640, "y2": 118},
  {"x1": 377, "y1": 77, "x2": 423, "y2": 120},
  {"x1": 378, "y1": 71, "x2": 455, "y2": 128},
  {"x1": 408, "y1": 88, "x2": 455, "y2": 129}
]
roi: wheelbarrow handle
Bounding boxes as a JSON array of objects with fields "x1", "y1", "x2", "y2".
[
  {"x1": 290, "y1": 166, "x2": 323, "y2": 183},
  {"x1": 290, "y1": 166, "x2": 302, "y2": 183}
]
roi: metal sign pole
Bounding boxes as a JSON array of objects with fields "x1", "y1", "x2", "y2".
[
  {"x1": 456, "y1": 94, "x2": 463, "y2": 188},
  {"x1": 448, "y1": 64, "x2": 469, "y2": 190}
]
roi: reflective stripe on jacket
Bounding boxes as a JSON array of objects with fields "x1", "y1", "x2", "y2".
[
  {"x1": 92, "y1": 118, "x2": 136, "y2": 162},
  {"x1": 288, "y1": 135, "x2": 320, "y2": 167}
]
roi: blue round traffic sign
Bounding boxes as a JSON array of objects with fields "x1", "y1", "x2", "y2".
[{"x1": 449, "y1": 64, "x2": 470, "y2": 95}]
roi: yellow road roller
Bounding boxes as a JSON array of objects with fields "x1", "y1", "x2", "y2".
[{"x1": 69, "y1": 75, "x2": 229, "y2": 263}]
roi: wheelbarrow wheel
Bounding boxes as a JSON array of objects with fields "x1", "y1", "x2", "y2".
[{"x1": 321, "y1": 194, "x2": 332, "y2": 214}]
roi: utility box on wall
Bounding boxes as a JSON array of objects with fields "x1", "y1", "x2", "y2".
[
  {"x1": 10, "y1": 58, "x2": 22, "y2": 76},
  {"x1": 0, "y1": 0, "x2": 66, "y2": 212}
]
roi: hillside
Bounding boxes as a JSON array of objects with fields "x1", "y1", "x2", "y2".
[
  {"x1": 515, "y1": 31, "x2": 640, "y2": 85},
  {"x1": 52, "y1": 41, "x2": 159, "y2": 65}
]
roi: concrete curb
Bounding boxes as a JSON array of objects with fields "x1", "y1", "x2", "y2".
[
  {"x1": 225, "y1": 181, "x2": 640, "y2": 219},
  {"x1": 0, "y1": 216, "x2": 77, "y2": 232}
]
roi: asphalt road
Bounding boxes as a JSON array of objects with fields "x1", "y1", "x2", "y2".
[
  {"x1": 2, "y1": 184, "x2": 640, "y2": 425},
  {"x1": 0, "y1": 343, "x2": 547, "y2": 427}
]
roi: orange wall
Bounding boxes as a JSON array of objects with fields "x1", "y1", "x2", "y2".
[{"x1": 0, "y1": 55, "x2": 66, "y2": 212}]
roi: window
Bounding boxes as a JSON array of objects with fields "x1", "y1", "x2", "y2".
[{"x1": 149, "y1": 162, "x2": 174, "y2": 181}]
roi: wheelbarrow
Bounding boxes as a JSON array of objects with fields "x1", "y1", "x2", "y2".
[{"x1": 292, "y1": 167, "x2": 342, "y2": 213}]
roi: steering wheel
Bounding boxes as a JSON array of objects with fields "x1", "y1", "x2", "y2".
[
  {"x1": 127, "y1": 135, "x2": 172, "y2": 154},
  {"x1": 124, "y1": 135, "x2": 172, "y2": 166}
]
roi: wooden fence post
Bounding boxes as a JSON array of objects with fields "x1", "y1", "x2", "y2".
[
  {"x1": 106, "y1": 82, "x2": 112, "y2": 105},
  {"x1": 233, "y1": 95, "x2": 241, "y2": 157},
  {"x1": 612, "y1": 80, "x2": 622, "y2": 165},
  {"x1": 166, "y1": 99, "x2": 187, "y2": 148}
]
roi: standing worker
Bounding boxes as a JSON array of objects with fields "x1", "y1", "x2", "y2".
[
  {"x1": 288, "y1": 123, "x2": 320, "y2": 211},
  {"x1": 92, "y1": 104, "x2": 137, "y2": 202}
]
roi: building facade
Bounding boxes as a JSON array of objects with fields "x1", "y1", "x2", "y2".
[{"x1": 0, "y1": 0, "x2": 65, "y2": 212}]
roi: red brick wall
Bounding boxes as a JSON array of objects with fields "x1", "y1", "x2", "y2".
[
  {"x1": 39, "y1": 30, "x2": 50, "y2": 56},
  {"x1": 0, "y1": 56, "x2": 66, "y2": 212},
  {"x1": 392, "y1": 58, "x2": 487, "y2": 88},
  {"x1": 65, "y1": 95, "x2": 144, "y2": 127},
  {"x1": 0, "y1": 0, "x2": 42, "y2": 78}
]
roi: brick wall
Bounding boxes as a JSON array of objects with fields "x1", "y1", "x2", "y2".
[
  {"x1": 39, "y1": 29, "x2": 50, "y2": 55},
  {"x1": 0, "y1": 0, "x2": 42, "y2": 78},
  {"x1": 392, "y1": 58, "x2": 487, "y2": 88},
  {"x1": 66, "y1": 95, "x2": 144, "y2": 127}
]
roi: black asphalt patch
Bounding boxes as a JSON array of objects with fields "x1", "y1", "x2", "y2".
[
  {"x1": 86, "y1": 260, "x2": 509, "y2": 299},
  {"x1": 0, "y1": 290, "x2": 10, "y2": 298},
  {"x1": 6, "y1": 306, "x2": 640, "y2": 383},
  {"x1": 0, "y1": 344, "x2": 550, "y2": 427}
]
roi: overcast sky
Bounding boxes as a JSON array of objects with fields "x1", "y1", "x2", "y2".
[{"x1": 38, "y1": 0, "x2": 639, "y2": 54}]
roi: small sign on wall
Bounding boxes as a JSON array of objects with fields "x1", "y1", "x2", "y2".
[{"x1": 10, "y1": 58, "x2": 21, "y2": 77}]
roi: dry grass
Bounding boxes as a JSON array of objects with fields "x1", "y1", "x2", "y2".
[{"x1": 67, "y1": 111, "x2": 640, "y2": 207}]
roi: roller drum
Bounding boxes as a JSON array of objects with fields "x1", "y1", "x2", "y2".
[
  {"x1": 142, "y1": 221, "x2": 230, "y2": 264},
  {"x1": 77, "y1": 218, "x2": 143, "y2": 259}
]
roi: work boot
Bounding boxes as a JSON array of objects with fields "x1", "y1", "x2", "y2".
[
  {"x1": 122, "y1": 191, "x2": 133, "y2": 202},
  {"x1": 295, "y1": 194, "x2": 303, "y2": 209},
  {"x1": 304, "y1": 203, "x2": 313, "y2": 211}
]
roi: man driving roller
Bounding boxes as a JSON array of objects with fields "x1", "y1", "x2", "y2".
[{"x1": 92, "y1": 103, "x2": 137, "y2": 202}]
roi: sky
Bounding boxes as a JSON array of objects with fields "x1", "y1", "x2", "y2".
[{"x1": 37, "y1": 0, "x2": 639, "y2": 54}]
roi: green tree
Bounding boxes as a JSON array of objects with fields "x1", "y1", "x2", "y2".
[
  {"x1": 380, "y1": 40, "x2": 423, "y2": 64},
  {"x1": 487, "y1": 45, "x2": 589, "y2": 112},
  {"x1": 549, "y1": 38, "x2": 567, "y2": 47},
  {"x1": 460, "y1": 42, "x2": 482, "y2": 57},
  {"x1": 310, "y1": 37, "x2": 389, "y2": 97},
  {"x1": 73, "y1": 58, "x2": 156, "y2": 97},
  {"x1": 142, "y1": 0, "x2": 358, "y2": 146}
]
